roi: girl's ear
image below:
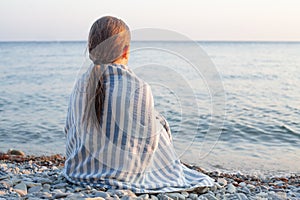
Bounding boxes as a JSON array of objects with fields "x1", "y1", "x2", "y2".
[{"x1": 122, "y1": 45, "x2": 129, "y2": 59}]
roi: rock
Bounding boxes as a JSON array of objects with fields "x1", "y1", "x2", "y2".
[
  {"x1": 0, "y1": 174, "x2": 9, "y2": 180},
  {"x1": 195, "y1": 187, "x2": 209, "y2": 194},
  {"x1": 217, "y1": 178, "x2": 227, "y2": 186},
  {"x1": 188, "y1": 193, "x2": 198, "y2": 200},
  {"x1": 107, "y1": 189, "x2": 136, "y2": 197},
  {"x1": 166, "y1": 192, "x2": 185, "y2": 200},
  {"x1": 202, "y1": 193, "x2": 217, "y2": 200},
  {"x1": 227, "y1": 183, "x2": 236, "y2": 194},
  {"x1": 66, "y1": 193, "x2": 85, "y2": 200},
  {"x1": 274, "y1": 181, "x2": 285, "y2": 187},
  {"x1": 137, "y1": 194, "x2": 149, "y2": 199},
  {"x1": 35, "y1": 177, "x2": 52, "y2": 184},
  {"x1": 257, "y1": 192, "x2": 268, "y2": 198},
  {"x1": 25, "y1": 181, "x2": 41, "y2": 188},
  {"x1": 7, "y1": 149, "x2": 25, "y2": 156},
  {"x1": 239, "y1": 182, "x2": 246, "y2": 187},
  {"x1": 157, "y1": 194, "x2": 173, "y2": 200},
  {"x1": 268, "y1": 191, "x2": 287, "y2": 200},
  {"x1": 74, "y1": 186, "x2": 85, "y2": 192},
  {"x1": 28, "y1": 185, "x2": 42, "y2": 193},
  {"x1": 94, "y1": 191, "x2": 110, "y2": 198},
  {"x1": 85, "y1": 198, "x2": 105, "y2": 200},
  {"x1": 151, "y1": 195, "x2": 158, "y2": 200},
  {"x1": 181, "y1": 191, "x2": 189, "y2": 197},
  {"x1": 11, "y1": 177, "x2": 21, "y2": 185},
  {"x1": 53, "y1": 192, "x2": 69, "y2": 199},
  {"x1": 0, "y1": 180, "x2": 12, "y2": 188},
  {"x1": 43, "y1": 183, "x2": 51, "y2": 190},
  {"x1": 53, "y1": 182, "x2": 68, "y2": 189},
  {"x1": 0, "y1": 190, "x2": 7, "y2": 195},
  {"x1": 14, "y1": 182, "x2": 27, "y2": 196},
  {"x1": 240, "y1": 186, "x2": 250, "y2": 194},
  {"x1": 235, "y1": 193, "x2": 248, "y2": 200},
  {"x1": 121, "y1": 196, "x2": 137, "y2": 200},
  {"x1": 246, "y1": 184, "x2": 255, "y2": 190}
]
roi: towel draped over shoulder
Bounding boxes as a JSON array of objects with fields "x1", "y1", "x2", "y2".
[{"x1": 63, "y1": 63, "x2": 214, "y2": 193}]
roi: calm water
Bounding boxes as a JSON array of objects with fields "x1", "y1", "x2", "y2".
[{"x1": 0, "y1": 41, "x2": 299, "y2": 175}]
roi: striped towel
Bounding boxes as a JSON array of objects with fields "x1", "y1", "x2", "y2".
[{"x1": 63, "y1": 63, "x2": 214, "y2": 193}]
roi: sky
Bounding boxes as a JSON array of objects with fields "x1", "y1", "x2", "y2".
[{"x1": 0, "y1": 0, "x2": 300, "y2": 41}]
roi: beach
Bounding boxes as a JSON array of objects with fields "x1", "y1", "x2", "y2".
[
  {"x1": 0, "y1": 41, "x2": 300, "y2": 199},
  {"x1": 0, "y1": 150, "x2": 299, "y2": 200}
]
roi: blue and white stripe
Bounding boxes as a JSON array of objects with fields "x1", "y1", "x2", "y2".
[{"x1": 63, "y1": 63, "x2": 214, "y2": 193}]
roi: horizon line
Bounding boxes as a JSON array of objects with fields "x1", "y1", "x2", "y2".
[{"x1": 0, "y1": 40, "x2": 300, "y2": 43}]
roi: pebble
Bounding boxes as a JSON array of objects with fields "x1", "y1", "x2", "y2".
[
  {"x1": 137, "y1": 194, "x2": 149, "y2": 199},
  {"x1": 188, "y1": 193, "x2": 198, "y2": 200},
  {"x1": 227, "y1": 183, "x2": 236, "y2": 194},
  {"x1": 28, "y1": 185, "x2": 42, "y2": 193},
  {"x1": 94, "y1": 191, "x2": 110, "y2": 198},
  {"x1": 14, "y1": 182, "x2": 27, "y2": 196},
  {"x1": 217, "y1": 178, "x2": 227, "y2": 186},
  {"x1": 53, "y1": 192, "x2": 69, "y2": 198},
  {"x1": 235, "y1": 193, "x2": 248, "y2": 200},
  {"x1": 0, "y1": 156, "x2": 299, "y2": 200},
  {"x1": 7, "y1": 149, "x2": 25, "y2": 156},
  {"x1": 166, "y1": 192, "x2": 185, "y2": 200}
]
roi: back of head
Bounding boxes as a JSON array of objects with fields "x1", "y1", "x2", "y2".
[{"x1": 88, "y1": 16, "x2": 131, "y2": 64}]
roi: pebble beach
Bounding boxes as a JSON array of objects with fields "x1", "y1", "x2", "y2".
[{"x1": 0, "y1": 150, "x2": 299, "y2": 200}]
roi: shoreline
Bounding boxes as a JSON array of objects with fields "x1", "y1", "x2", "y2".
[{"x1": 0, "y1": 151, "x2": 299, "y2": 199}]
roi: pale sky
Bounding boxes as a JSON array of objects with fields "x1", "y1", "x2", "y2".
[{"x1": 0, "y1": 0, "x2": 300, "y2": 41}]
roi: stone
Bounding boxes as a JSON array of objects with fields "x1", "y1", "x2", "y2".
[
  {"x1": 166, "y1": 192, "x2": 185, "y2": 200},
  {"x1": 227, "y1": 183, "x2": 236, "y2": 194},
  {"x1": 137, "y1": 194, "x2": 149, "y2": 199},
  {"x1": 188, "y1": 193, "x2": 198, "y2": 200},
  {"x1": 0, "y1": 191, "x2": 6, "y2": 195},
  {"x1": 195, "y1": 187, "x2": 209, "y2": 194},
  {"x1": 14, "y1": 182, "x2": 27, "y2": 196},
  {"x1": 85, "y1": 198, "x2": 105, "y2": 200},
  {"x1": 217, "y1": 178, "x2": 227, "y2": 186},
  {"x1": 43, "y1": 183, "x2": 51, "y2": 190},
  {"x1": 28, "y1": 185, "x2": 42, "y2": 193},
  {"x1": 0, "y1": 174, "x2": 9, "y2": 181},
  {"x1": 235, "y1": 193, "x2": 248, "y2": 200},
  {"x1": 239, "y1": 182, "x2": 246, "y2": 187},
  {"x1": 38, "y1": 191, "x2": 52, "y2": 198},
  {"x1": 94, "y1": 191, "x2": 110, "y2": 198},
  {"x1": 53, "y1": 182, "x2": 68, "y2": 189},
  {"x1": 274, "y1": 181, "x2": 285, "y2": 187},
  {"x1": 25, "y1": 181, "x2": 41, "y2": 188},
  {"x1": 53, "y1": 192, "x2": 69, "y2": 199},
  {"x1": 257, "y1": 192, "x2": 268, "y2": 198},
  {"x1": 74, "y1": 186, "x2": 85, "y2": 192},
  {"x1": 181, "y1": 191, "x2": 189, "y2": 197},
  {"x1": 151, "y1": 195, "x2": 158, "y2": 200},
  {"x1": 108, "y1": 189, "x2": 136, "y2": 197},
  {"x1": 157, "y1": 194, "x2": 173, "y2": 200},
  {"x1": 7, "y1": 149, "x2": 25, "y2": 156},
  {"x1": 121, "y1": 196, "x2": 137, "y2": 200},
  {"x1": 246, "y1": 184, "x2": 255, "y2": 190},
  {"x1": 268, "y1": 191, "x2": 287, "y2": 200},
  {"x1": 202, "y1": 193, "x2": 217, "y2": 200},
  {"x1": 66, "y1": 193, "x2": 85, "y2": 200},
  {"x1": 36, "y1": 177, "x2": 52, "y2": 184},
  {"x1": 241, "y1": 186, "x2": 250, "y2": 194}
]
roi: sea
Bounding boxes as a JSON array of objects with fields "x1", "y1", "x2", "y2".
[{"x1": 0, "y1": 41, "x2": 299, "y2": 176}]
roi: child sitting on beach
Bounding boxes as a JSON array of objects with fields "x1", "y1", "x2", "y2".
[{"x1": 63, "y1": 16, "x2": 214, "y2": 193}]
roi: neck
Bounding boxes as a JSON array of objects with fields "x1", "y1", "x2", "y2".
[{"x1": 113, "y1": 57, "x2": 128, "y2": 65}]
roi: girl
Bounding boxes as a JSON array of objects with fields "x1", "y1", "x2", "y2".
[{"x1": 63, "y1": 16, "x2": 214, "y2": 193}]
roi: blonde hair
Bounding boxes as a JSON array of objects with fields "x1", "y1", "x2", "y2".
[
  {"x1": 84, "y1": 16, "x2": 130, "y2": 126},
  {"x1": 88, "y1": 16, "x2": 130, "y2": 64}
]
